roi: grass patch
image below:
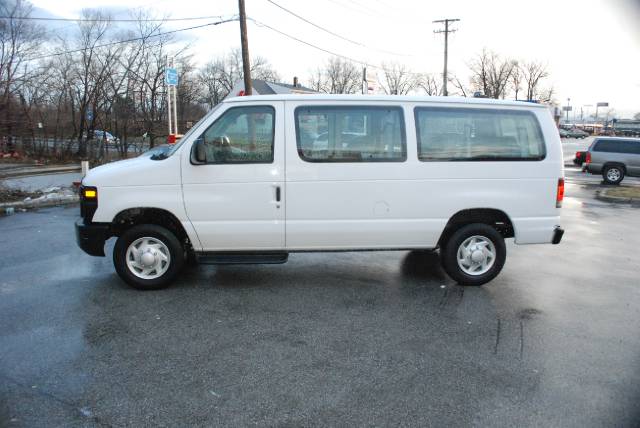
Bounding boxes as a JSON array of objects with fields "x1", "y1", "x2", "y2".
[{"x1": 603, "y1": 186, "x2": 640, "y2": 199}]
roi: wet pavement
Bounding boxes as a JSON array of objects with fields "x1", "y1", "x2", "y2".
[{"x1": 1, "y1": 175, "x2": 640, "y2": 427}]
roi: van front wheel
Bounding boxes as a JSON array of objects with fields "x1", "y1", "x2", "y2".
[
  {"x1": 441, "y1": 223, "x2": 506, "y2": 286},
  {"x1": 113, "y1": 224, "x2": 184, "y2": 290}
]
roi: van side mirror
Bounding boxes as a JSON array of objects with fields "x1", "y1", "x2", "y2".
[{"x1": 193, "y1": 138, "x2": 207, "y2": 164}]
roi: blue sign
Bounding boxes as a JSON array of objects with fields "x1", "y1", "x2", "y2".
[{"x1": 165, "y1": 67, "x2": 178, "y2": 86}]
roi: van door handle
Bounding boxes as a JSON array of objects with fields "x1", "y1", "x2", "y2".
[{"x1": 275, "y1": 186, "x2": 281, "y2": 202}]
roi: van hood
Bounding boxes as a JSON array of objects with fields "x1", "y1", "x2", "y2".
[{"x1": 82, "y1": 153, "x2": 181, "y2": 188}]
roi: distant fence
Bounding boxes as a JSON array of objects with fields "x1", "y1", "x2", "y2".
[{"x1": 1, "y1": 136, "x2": 154, "y2": 160}]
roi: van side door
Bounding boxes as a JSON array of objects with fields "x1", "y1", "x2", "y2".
[
  {"x1": 285, "y1": 102, "x2": 418, "y2": 249},
  {"x1": 181, "y1": 102, "x2": 285, "y2": 251}
]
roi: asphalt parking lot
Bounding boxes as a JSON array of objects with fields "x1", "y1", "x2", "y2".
[{"x1": 1, "y1": 165, "x2": 640, "y2": 427}]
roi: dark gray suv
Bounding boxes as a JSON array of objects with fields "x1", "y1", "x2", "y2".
[{"x1": 585, "y1": 137, "x2": 640, "y2": 184}]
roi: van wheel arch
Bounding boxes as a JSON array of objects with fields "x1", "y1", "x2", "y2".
[
  {"x1": 112, "y1": 208, "x2": 192, "y2": 252},
  {"x1": 438, "y1": 208, "x2": 514, "y2": 248}
]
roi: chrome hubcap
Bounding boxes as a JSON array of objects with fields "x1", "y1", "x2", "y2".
[
  {"x1": 457, "y1": 235, "x2": 496, "y2": 276},
  {"x1": 126, "y1": 237, "x2": 171, "y2": 279},
  {"x1": 607, "y1": 169, "x2": 620, "y2": 181}
]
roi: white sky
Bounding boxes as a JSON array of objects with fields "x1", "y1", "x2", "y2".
[{"x1": 31, "y1": 0, "x2": 640, "y2": 118}]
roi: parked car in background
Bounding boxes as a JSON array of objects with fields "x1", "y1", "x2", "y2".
[
  {"x1": 566, "y1": 129, "x2": 589, "y2": 139},
  {"x1": 585, "y1": 137, "x2": 640, "y2": 184},
  {"x1": 84, "y1": 130, "x2": 117, "y2": 142},
  {"x1": 559, "y1": 128, "x2": 569, "y2": 138}
]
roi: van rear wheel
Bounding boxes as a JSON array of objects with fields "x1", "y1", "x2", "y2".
[
  {"x1": 113, "y1": 224, "x2": 184, "y2": 290},
  {"x1": 441, "y1": 223, "x2": 506, "y2": 286}
]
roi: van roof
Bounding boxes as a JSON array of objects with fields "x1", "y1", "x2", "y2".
[{"x1": 223, "y1": 94, "x2": 548, "y2": 109}]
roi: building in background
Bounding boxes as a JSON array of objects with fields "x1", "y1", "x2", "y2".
[{"x1": 228, "y1": 77, "x2": 317, "y2": 98}]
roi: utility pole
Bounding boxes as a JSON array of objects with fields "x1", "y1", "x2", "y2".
[
  {"x1": 362, "y1": 67, "x2": 367, "y2": 95},
  {"x1": 238, "y1": 0, "x2": 252, "y2": 95},
  {"x1": 433, "y1": 18, "x2": 459, "y2": 97}
]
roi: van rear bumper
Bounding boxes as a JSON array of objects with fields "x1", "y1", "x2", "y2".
[
  {"x1": 512, "y1": 216, "x2": 562, "y2": 244},
  {"x1": 552, "y1": 226, "x2": 564, "y2": 244},
  {"x1": 75, "y1": 218, "x2": 110, "y2": 257}
]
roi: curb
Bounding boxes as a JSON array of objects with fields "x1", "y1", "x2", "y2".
[{"x1": 1, "y1": 195, "x2": 79, "y2": 214}]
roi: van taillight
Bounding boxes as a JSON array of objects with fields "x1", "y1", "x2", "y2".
[
  {"x1": 585, "y1": 152, "x2": 591, "y2": 164},
  {"x1": 556, "y1": 178, "x2": 564, "y2": 208}
]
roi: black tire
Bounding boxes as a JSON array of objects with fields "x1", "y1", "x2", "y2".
[
  {"x1": 113, "y1": 224, "x2": 184, "y2": 290},
  {"x1": 602, "y1": 165, "x2": 624, "y2": 185},
  {"x1": 441, "y1": 223, "x2": 506, "y2": 286}
]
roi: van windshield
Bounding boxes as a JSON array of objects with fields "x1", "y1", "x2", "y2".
[{"x1": 163, "y1": 104, "x2": 223, "y2": 157}]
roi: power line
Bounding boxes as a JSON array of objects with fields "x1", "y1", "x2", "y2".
[
  {"x1": 24, "y1": 17, "x2": 238, "y2": 62},
  {"x1": 0, "y1": 15, "x2": 228, "y2": 23},
  {"x1": 251, "y1": 17, "x2": 428, "y2": 78},
  {"x1": 250, "y1": 17, "x2": 376, "y2": 69},
  {"x1": 265, "y1": 0, "x2": 410, "y2": 57}
]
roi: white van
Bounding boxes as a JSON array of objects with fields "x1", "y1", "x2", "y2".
[{"x1": 76, "y1": 95, "x2": 564, "y2": 290}]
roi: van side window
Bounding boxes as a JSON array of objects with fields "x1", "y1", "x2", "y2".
[
  {"x1": 295, "y1": 106, "x2": 406, "y2": 162},
  {"x1": 196, "y1": 105, "x2": 275, "y2": 164},
  {"x1": 414, "y1": 107, "x2": 546, "y2": 161}
]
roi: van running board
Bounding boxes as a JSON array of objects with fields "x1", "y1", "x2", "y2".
[{"x1": 195, "y1": 252, "x2": 289, "y2": 265}]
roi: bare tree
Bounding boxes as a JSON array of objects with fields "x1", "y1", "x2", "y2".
[
  {"x1": 310, "y1": 57, "x2": 361, "y2": 94},
  {"x1": 634, "y1": 112, "x2": 640, "y2": 120},
  {"x1": 198, "y1": 59, "x2": 227, "y2": 108},
  {"x1": 417, "y1": 73, "x2": 441, "y2": 96},
  {"x1": 216, "y1": 48, "x2": 280, "y2": 94},
  {"x1": 469, "y1": 49, "x2": 516, "y2": 99},
  {"x1": 379, "y1": 62, "x2": 418, "y2": 95},
  {"x1": 522, "y1": 60, "x2": 549, "y2": 101},
  {"x1": 175, "y1": 54, "x2": 205, "y2": 128},
  {"x1": 0, "y1": 0, "x2": 45, "y2": 138},
  {"x1": 66, "y1": 9, "x2": 124, "y2": 157},
  {"x1": 448, "y1": 74, "x2": 469, "y2": 97},
  {"x1": 537, "y1": 85, "x2": 555, "y2": 103}
]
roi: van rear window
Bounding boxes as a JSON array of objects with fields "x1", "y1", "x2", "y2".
[
  {"x1": 415, "y1": 107, "x2": 546, "y2": 161},
  {"x1": 295, "y1": 106, "x2": 406, "y2": 162}
]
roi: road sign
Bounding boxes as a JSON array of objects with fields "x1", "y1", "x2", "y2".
[
  {"x1": 165, "y1": 67, "x2": 178, "y2": 86},
  {"x1": 596, "y1": 102, "x2": 608, "y2": 107},
  {"x1": 562, "y1": 106, "x2": 572, "y2": 111}
]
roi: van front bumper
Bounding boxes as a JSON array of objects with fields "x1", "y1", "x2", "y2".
[{"x1": 75, "y1": 218, "x2": 110, "y2": 256}]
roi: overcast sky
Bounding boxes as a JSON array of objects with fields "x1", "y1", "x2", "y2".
[{"x1": 30, "y1": 0, "x2": 640, "y2": 118}]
